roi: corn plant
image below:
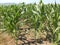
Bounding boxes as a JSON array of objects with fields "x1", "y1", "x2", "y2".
[{"x1": 0, "y1": 0, "x2": 60, "y2": 44}]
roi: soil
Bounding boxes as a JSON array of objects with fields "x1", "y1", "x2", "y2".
[
  {"x1": 0, "y1": 32, "x2": 16, "y2": 45},
  {"x1": 0, "y1": 29, "x2": 53, "y2": 45}
]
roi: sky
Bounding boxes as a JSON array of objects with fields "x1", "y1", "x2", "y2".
[{"x1": 0, "y1": 0, "x2": 60, "y2": 4}]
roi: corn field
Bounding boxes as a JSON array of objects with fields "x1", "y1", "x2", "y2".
[{"x1": 0, "y1": 0, "x2": 60, "y2": 45}]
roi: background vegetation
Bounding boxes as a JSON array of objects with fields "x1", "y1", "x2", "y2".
[{"x1": 0, "y1": 0, "x2": 60, "y2": 44}]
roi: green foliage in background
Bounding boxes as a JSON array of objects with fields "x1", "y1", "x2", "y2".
[{"x1": 0, "y1": 0, "x2": 60, "y2": 43}]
